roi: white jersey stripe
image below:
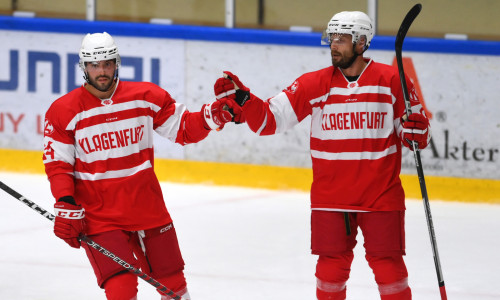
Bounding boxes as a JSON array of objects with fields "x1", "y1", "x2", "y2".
[
  {"x1": 74, "y1": 160, "x2": 152, "y2": 181},
  {"x1": 309, "y1": 85, "x2": 394, "y2": 106},
  {"x1": 311, "y1": 208, "x2": 369, "y2": 212},
  {"x1": 311, "y1": 144, "x2": 397, "y2": 161},
  {"x1": 66, "y1": 99, "x2": 161, "y2": 131},
  {"x1": 329, "y1": 85, "x2": 392, "y2": 97},
  {"x1": 309, "y1": 92, "x2": 330, "y2": 105}
]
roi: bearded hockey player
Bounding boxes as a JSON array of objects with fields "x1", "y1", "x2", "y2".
[
  {"x1": 213, "y1": 11, "x2": 430, "y2": 300},
  {"x1": 43, "y1": 32, "x2": 241, "y2": 299}
]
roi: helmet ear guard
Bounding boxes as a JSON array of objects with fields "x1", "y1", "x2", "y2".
[{"x1": 322, "y1": 11, "x2": 374, "y2": 52}]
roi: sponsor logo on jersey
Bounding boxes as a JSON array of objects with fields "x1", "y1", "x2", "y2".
[
  {"x1": 322, "y1": 111, "x2": 387, "y2": 131},
  {"x1": 409, "y1": 86, "x2": 419, "y2": 103},
  {"x1": 78, "y1": 125, "x2": 145, "y2": 154},
  {"x1": 44, "y1": 118, "x2": 54, "y2": 136},
  {"x1": 106, "y1": 117, "x2": 118, "y2": 122},
  {"x1": 101, "y1": 99, "x2": 113, "y2": 106},
  {"x1": 286, "y1": 80, "x2": 299, "y2": 94}
]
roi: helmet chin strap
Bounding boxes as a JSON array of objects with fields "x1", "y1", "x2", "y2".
[{"x1": 83, "y1": 72, "x2": 90, "y2": 85}]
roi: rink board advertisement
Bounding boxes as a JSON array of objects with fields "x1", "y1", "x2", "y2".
[
  {"x1": 0, "y1": 17, "x2": 498, "y2": 185},
  {"x1": 0, "y1": 29, "x2": 186, "y2": 159}
]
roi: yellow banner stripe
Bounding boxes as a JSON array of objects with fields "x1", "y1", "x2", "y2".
[{"x1": 1, "y1": 148, "x2": 498, "y2": 204}]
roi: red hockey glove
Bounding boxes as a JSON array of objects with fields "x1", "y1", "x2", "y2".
[
  {"x1": 201, "y1": 98, "x2": 237, "y2": 130},
  {"x1": 221, "y1": 97, "x2": 245, "y2": 124},
  {"x1": 214, "y1": 71, "x2": 251, "y2": 107},
  {"x1": 401, "y1": 113, "x2": 430, "y2": 150},
  {"x1": 54, "y1": 196, "x2": 85, "y2": 249}
]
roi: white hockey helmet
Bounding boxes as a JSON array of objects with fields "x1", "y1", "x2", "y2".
[
  {"x1": 79, "y1": 32, "x2": 121, "y2": 71},
  {"x1": 322, "y1": 11, "x2": 374, "y2": 51}
]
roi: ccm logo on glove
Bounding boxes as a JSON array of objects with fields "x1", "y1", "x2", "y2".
[{"x1": 55, "y1": 208, "x2": 85, "y2": 219}]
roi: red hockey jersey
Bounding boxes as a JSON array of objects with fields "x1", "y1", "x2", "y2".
[
  {"x1": 43, "y1": 80, "x2": 210, "y2": 235},
  {"x1": 245, "y1": 59, "x2": 429, "y2": 212}
]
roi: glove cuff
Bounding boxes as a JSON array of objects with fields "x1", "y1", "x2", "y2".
[
  {"x1": 234, "y1": 90, "x2": 250, "y2": 106},
  {"x1": 202, "y1": 103, "x2": 220, "y2": 130},
  {"x1": 54, "y1": 198, "x2": 85, "y2": 220},
  {"x1": 54, "y1": 206, "x2": 85, "y2": 219},
  {"x1": 215, "y1": 88, "x2": 236, "y2": 100},
  {"x1": 58, "y1": 195, "x2": 77, "y2": 205}
]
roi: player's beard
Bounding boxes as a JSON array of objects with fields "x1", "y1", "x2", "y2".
[
  {"x1": 88, "y1": 75, "x2": 115, "y2": 92},
  {"x1": 331, "y1": 46, "x2": 359, "y2": 69}
]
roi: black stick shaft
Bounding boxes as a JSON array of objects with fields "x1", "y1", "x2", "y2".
[
  {"x1": 0, "y1": 180, "x2": 183, "y2": 300},
  {"x1": 394, "y1": 4, "x2": 447, "y2": 300}
]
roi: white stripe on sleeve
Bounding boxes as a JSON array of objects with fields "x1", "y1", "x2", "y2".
[
  {"x1": 268, "y1": 92, "x2": 300, "y2": 134},
  {"x1": 43, "y1": 136, "x2": 75, "y2": 166},
  {"x1": 155, "y1": 103, "x2": 187, "y2": 142}
]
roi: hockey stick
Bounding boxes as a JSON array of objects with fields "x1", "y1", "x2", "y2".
[
  {"x1": 395, "y1": 4, "x2": 448, "y2": 300},
  {"x1": 0, "y1": 180, "x2": 184, "y2": 300}
]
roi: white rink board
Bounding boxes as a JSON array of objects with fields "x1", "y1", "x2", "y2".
[
  {"x1": 0, "y1": 30, "x2": 185, "y2": 159},
  {"x1": 0, "y1": 30, "x2": 499, "y2": 179}
]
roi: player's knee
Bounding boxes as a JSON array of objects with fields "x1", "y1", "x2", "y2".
[
  {"x1": 366, "y1": 254, "x2": 408, "y2": 283},
  {"x1": 104, "y1": 272, "x2": 138, "y2": 300},
  {"x1": 366, "y1": 254, "x2": 411, "y2": 299},
  {"x1": 316, "y1": 253, "x2": 353, "y2": 282},
  {"x1": 315, "y1": 254, "x2": 353, "y2": 300},
  {"x1": 158, "y1": 270, "x2": 189, "y2": 299}
]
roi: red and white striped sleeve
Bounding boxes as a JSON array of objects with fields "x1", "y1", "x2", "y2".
[
  {"x1": 43, "y1": 100, "x2": 77, "y2": 200},
  {"x1": 150, "y1": 88, "x2": 210, "y2": 145},
  {"x1": 244, "y1": 74, "x2": 315, "y2": 136}
]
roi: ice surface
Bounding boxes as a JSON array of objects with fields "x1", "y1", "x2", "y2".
[{"x1": 0, "y1": 172, "x2": 499, "y2": 299}]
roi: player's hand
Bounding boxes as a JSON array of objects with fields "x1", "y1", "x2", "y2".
[
  {"x1": 202, "y1": 98, "x2": 241, "y2": 130},
  {"x1": 214, "y1": 71, "x2": 250, "y2": 107},
  {"x1": 401, "y1": 113, "x2": 430, "y2": 150},
  {"x1": 222, "y1": 97, "x2": 245, "y2": 124},
  {"x1": 54, "y1": 196, "x2": 85, "y2": 248}
]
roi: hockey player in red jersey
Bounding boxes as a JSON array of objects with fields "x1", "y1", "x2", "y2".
[
  {"x1": 43, "y1": 32, "x2": 241, "y2": 300},
  {"x1": 213, "y1": 11, "x2": 430, "y2": 300}
]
